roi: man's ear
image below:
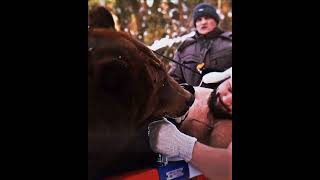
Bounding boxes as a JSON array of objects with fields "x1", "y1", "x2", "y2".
[{"x1": 97, "y1": 60, "x2": 130, "y2": 95}]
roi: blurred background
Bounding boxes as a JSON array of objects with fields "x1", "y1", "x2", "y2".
[{"x1": 88, "y1": 0, "x2": 232, "y2": 70}]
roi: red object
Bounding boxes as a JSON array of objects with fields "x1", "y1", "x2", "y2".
[
  {"x1": 194, "y1": 175, "x2": 207, "y2": 180},
  {"x1": 105, "y1": 168, "x2": 159, "y2": 180}
]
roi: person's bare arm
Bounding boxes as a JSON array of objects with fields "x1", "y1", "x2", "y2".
[
  {"x1": 149, "y1": 119, "x2": 232, "y2": 180},
  {"x1": 190, "y1": 142, "x2": 232, "y2": 180}
]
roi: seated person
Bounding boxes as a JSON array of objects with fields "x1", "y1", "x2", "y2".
[
  {"x1": 148, "y1": 78, "x2": 232, "y2": 180},
  {"x1": 180, "y1": 77, "x2": 232, "y2": 148}
]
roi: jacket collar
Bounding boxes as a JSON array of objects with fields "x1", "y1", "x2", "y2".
[{"x1": 195, "y1": 28, "x2": 224, "y2": 40}]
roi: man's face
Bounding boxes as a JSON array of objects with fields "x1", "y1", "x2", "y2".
[
  {"x1": 209, "y1": 78, "x2": 232, "y2": 119},
  {"x1": 195, "y1": 16, "x2": 217, "y2": 35}
]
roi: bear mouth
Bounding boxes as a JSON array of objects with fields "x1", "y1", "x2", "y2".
[{"x1": 166, "y1": 109, "x2": 189, "y2": 124}]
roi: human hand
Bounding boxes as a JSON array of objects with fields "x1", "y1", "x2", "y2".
[{"x1": 148, "y1": 118, "x2": 197, "y2": 162}]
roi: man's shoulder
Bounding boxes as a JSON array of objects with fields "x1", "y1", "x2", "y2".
[
  {"x1": 177, "y1": 36, "x2": 197, "y2": 52},
  {"x1": 219, "y1": 31, "x2": 232, "y2": 41},
  {"x1": 213, "y1": 31, "x2": 232, "y2": 49}
]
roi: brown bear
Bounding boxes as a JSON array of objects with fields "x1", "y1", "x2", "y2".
[{"x1": 88, "y1": 28, "x2": 194, "y2": 180}]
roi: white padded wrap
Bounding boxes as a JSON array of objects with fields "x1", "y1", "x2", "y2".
[{"x1": 148, "y1": 118, "x2": 197, "y2": 162}]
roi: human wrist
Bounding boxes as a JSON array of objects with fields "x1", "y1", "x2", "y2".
[{"x1": 177, "y1": 132, "x2": 197, "y2": 162}]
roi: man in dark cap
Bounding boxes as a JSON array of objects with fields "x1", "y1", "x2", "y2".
[{"x1": 169, "y1": 3, "x2": 232, "y2": 89}]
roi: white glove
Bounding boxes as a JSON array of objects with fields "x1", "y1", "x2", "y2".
[{"x1": 148, "y1": 118, "x2": 197, "y2": 162}]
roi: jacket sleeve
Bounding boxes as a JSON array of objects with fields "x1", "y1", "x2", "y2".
[{"x1": 168, "y1": 51, "x2": 185, "y2": 84}]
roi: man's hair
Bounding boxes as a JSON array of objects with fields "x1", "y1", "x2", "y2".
[
  {"x1": 88, "y1": 6, "x2": 115, "y2": 29},
  {"x1": 208, "y1": 89, "x2": 232, "y2": 119}
]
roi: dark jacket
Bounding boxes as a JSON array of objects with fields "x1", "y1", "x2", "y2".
[{"x1": 169, "y1": 28, "x2": 232, "y2": 87}]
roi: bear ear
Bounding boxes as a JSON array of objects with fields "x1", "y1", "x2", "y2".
[{"x1": 96, "y1": 60, "x2": 130, "y2": 96}]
